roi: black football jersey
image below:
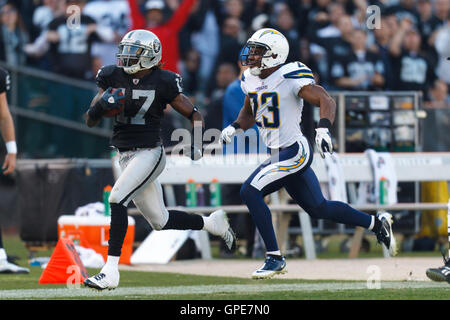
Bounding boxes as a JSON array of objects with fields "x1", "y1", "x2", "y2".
[
  {"x1": 0, "y1": 67, "x2": 10, "y2": 94},
  {"x1": 96, "y1": 65, "x2": 182, "y2": 149}
]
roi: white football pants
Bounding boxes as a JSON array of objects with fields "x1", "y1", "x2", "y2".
[{"x1": 109, "y1": 146, "x2": 170, "y2": 230}]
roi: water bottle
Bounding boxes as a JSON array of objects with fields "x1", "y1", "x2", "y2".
[
  {"x1": 196, "y1": 184, "x2": 205, "y2": 207},
  {"x1": 379, "y1": 177, "x2": 388, "y2": 205},
  {"x1": 209, "y1": 178, "x2": 221, "y2": 207},
  {"x1": 103, "y1": 185, "x2": 112, "y2": 216},
  {"x1": 186, "y1": 179, "x2": 197, "y2": 207}
]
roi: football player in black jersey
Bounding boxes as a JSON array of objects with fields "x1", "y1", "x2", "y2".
[
  {"x1": 83, "y1": 29, "x2": 236, "y2": 290},
  {"x1": 0, "y1": 67, "x2": 29, "y2": 274}
]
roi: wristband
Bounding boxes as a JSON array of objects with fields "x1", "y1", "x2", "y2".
[
  {"x1": 5, "y1": 141, "x2": 17, "y2": 154},
  {"x1": 318, "y1": 118, "x2": 332, "y2": 130},
  {"x1": 188, "y1": 106, "x2": 199, "y2": 120},
  {"x1": 231, "y1": 122, "x2": 241, "y2": 129}
]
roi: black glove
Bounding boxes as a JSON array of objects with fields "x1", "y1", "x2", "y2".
[{"x1": 88, "y1": 87, "x2": 125, "y2": 121}]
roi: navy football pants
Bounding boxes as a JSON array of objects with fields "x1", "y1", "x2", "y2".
[{"x1": 240, "y1": 139, "x2": 372, "y2": 252}]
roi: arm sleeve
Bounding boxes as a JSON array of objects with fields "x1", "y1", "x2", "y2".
[
  {"x1": 165, "y1": 0, "x2": 198, "y2": 32},
  {"x1": 127, "y1": 0, "x2": 147, "y2": 30}
]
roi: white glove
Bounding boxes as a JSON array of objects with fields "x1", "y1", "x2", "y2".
[
  {"x1": 220, "y1": 125, "x2": 236, "y2": 144},
  {"x1": 315, "y1": 127, "x2": 333, "y2": 158}
]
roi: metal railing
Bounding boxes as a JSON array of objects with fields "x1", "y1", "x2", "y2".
[{"x1": 0, "y1": 61, "x2": 112, "y2": 137}]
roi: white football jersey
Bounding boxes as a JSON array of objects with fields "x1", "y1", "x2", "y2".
[{"x1": 240, "y1": 62, "x2": 315, "y2": 149}]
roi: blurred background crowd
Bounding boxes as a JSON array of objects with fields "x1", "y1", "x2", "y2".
[{"x1": 1, "y1": 0, "x2": 449, "y2": 127}]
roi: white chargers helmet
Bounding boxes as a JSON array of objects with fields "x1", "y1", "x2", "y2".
[
  {"x1": 240, "y1": 28, "x2": 289, "y2": 76},
  {"x1": 117, "y1": 29, "x2": 162, "y2": 74}
]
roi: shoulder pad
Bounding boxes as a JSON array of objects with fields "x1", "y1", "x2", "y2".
[
  {"x1": 96, "y1": 65, "x2": 117, "y2": 79},
  {"x1": 159, "y1": 69, "x2": 180, "y2": 81},
  {"x1": 282, "y1": 62, "x2": 314, "y2": 80}
]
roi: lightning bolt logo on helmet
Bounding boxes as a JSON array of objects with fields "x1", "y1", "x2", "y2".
[{"x1": 240, "y1": 28, "x2": 289, "y2": 76}]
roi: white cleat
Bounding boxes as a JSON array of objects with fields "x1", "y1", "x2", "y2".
[
  {"x1": 252, "y1": 255, "x2": 287, "y2": 279},
  {"x1": 0, "y1": 259, "x2": 30, "y2": 274},
  {"x1": 376, "y1": 211, "x2": 398, "y2": 257},
  {"x1": 205, "y1": 210, "x2": 237, "y2": 251},
  {"x1": 84, "y1": 267, "x2": 120, "y2": 291}
]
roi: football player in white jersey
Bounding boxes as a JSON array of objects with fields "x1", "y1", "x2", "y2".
[{"x1": 220, "y1": 28, "x2": 397, "y2": 279}]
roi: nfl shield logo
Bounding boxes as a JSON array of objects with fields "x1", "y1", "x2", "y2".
[{"x1": 133, "y1": 79, "x2": 139, "y2": 85}]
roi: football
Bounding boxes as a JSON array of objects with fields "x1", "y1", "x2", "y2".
[{"x1": 103, "y1": 88, "x2": 124, "y2": 118}]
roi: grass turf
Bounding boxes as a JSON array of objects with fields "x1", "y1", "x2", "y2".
[{"x1": 1, "y1": 233, "x2": 449, "y2": 300}]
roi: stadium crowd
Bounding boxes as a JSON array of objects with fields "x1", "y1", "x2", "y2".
[{"x1": 0, "y1": 0, "x2": 448, "y2": 111}]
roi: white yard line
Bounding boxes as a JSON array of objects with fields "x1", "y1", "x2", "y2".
[{"x1": 0, "y1": 281, "x2": 448, "y2": 299}]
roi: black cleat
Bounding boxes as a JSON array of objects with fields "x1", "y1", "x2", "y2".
[
  {"x1": 426, "y1": 255, "x2": 450, "y2": 283},
  {"x1": 375, "y1": 211, "x2": 398, "y2": 256}
]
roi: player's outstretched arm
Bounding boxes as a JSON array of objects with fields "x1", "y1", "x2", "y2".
[
  {"x1": 171, "y1": 93, "x2": 204, "y2": 160},
  {"x1": 85, "y1": 88, "x2": 105, "y2": 128},
  {"x1": 298, "y1": 84, "x2": 336, "y2": 123},
  {"x1": 220, "y1": 96, "x2": 255, "y2": 144},
  {"x1": 299, "y1": 84, "x2": 336, "y2": 158}
]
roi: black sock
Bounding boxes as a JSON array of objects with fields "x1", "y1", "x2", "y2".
[
  {"x1": 267, "y1": 254, "x2": 283, "y2": 260},
  {"x1": 108, "y1": 203, "x2": 128, "y2": 257},
  {"x1": 0, "y1": 226, "x2": 3, "y2": 248},
  {"x1": 162, "y1": 210, "x2": 204, "y2": 230},
  {"x1": 372, "y1": 217, "x2": 382, "y2": 234}
]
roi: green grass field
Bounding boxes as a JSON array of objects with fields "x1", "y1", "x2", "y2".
[{"x1": 1, "y1": 233, "x2": 449, "y2": 300}]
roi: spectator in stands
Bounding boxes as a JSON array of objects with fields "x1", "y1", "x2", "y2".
[
  {"x1": 314, "y1": 2, "x2": 346, "y2": 39},
  {"x1": 30, "y1": 0, "x2": 65, "y2": 41},
  {"x1": 83, "y1": 0, "x2": 130, "y2": 70},
  {"x1": 0, "y1": 2, "x2": 28, "y2": 66},
  {"x1": 433, "y1": 13, "x2": 450, "y2": 85},
  {"x1": 216, "y1": 16, "x2": 244, "y2": 66},
  {"x1": 273, "y1": 5, "x2": 300, "y2": 63},
  {"x1": 384, "y1": 0, "x2": 421, "y2": 27},
  {"x1": 370, "y1": 16, "x2": 394, "y2": 89},
  {"x1": 310, "y1": 14, "x2": 355, "y2": 86},
  {"x1": 127, "y1": 0, "x2": 198, "y2": 74},
  {"x1": 24, "y1": 0, "x2": 65, "y2": 69},
  {"x1": 389, "y1": 18, "x2": 436, "y2": 93},
  {"x1": 434, "y1": 0, "x2": 450, "y2": 26},
  {"x1": 204, "y1": 61, "x2": 238, "y2": 131},
  {"x1": 214, "y1": 0, "x2": 246, "y2": 30},
  {"x1": 179, "y1": 48, "x2": 201, "y2": 99},
  {"x1": 330, "y1": 28, "x2": 385, "y2": 90},
  {"x1": 425, "y1": 79, "x2": 450, "y2": 109},
  {"x1": 46, "y1": 0, "x2": 102, "y2": 80},
  {"x1": 417, "y1": 0, "x2": 442, "y2": 66},
  {"x1": 242, "y1": 0, "x2": 272, "y2": 33},
  {"x1": 306, "y1": 0, "x2": 332, "y2": 35}
]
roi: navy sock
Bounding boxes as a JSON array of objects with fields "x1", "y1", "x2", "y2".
[
  {"x1": 313, "y1": 200, "x2": 372, "y2": 229},
  {"x1": 163, "y1": 210, "x2": 204, "y2": 230},
  {"x1": 240, "y1": 183, "x2": 278, "y2": 252},
  {"x1": 108, "y1": 203, "x2": 128, "y2": 257}
]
